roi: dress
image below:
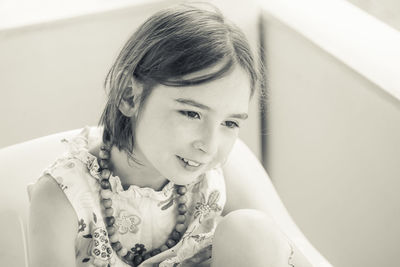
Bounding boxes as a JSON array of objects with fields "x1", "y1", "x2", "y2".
[{"x1": 27, "y1": 127, "x2": 226, "y2": 267}]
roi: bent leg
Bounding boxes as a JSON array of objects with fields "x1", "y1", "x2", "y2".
[{"x1": 211, "y1": 209, "x2": 294, "y2": 267}]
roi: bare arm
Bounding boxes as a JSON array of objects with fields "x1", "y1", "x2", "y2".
[{"x1": 28, "y1": 175, "x2": 78, "y2": 267}]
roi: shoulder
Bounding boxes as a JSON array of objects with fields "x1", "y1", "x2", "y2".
[
  {"x1": 29, "y1": 175, "x2": 78, "y2": 230},
  {"x1": 28, "y1": 175, "x2": 78, "y2": 266}
]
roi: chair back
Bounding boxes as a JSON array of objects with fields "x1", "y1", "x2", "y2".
[{"x1": 0, "y1": 129, "x2": 81, "y2": 266}]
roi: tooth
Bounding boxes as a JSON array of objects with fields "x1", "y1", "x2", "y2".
[
  {"x1": 187, "y1": 160, "x2": 200, "y2": 167},
  {"x1": 181, "y1": 157, "x2": 200, "y2": 167}
]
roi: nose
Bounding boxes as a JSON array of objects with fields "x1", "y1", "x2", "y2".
[{"x1": 192, "y1": 124, "x2": 219, "y2": 155}]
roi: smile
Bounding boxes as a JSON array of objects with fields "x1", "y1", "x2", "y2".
[{"x1": 177, "y1": 156, "x2": 202, "y2": 168}]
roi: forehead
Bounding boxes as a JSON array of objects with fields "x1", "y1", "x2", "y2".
[{"x1": 152, "y1": 67, "x2": 251, "y2": 113}]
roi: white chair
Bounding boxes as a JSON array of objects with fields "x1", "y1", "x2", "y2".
[
  {"x1": 0, "y1": 129, "x2": 81, "y2": 267},
  {"x1": 0, "y1": 129, "x2": 331, "y2": 267}
]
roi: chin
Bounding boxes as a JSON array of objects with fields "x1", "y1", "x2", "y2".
[{"x1": 170, "y1": 174, "x2": 202, "y2": 186}]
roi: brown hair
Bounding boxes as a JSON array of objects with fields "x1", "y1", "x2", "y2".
[{"x1": 99, "y1": 3, "x2": 258, "y2": 155}]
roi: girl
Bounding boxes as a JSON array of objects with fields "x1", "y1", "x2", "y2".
[{"x1": 28, "y1": 3, "x2": 298, "y2": 267}]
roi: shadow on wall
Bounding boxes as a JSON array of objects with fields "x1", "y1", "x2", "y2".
[
  {"x1": 346, "y1": 0, "x2": 400, "y2": 31},
  {"x1": 260, "y1": 1, "x2": 400, "y2": 266}
]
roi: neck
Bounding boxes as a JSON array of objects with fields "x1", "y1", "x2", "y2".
[{"x1": 108, "y1": 146, "x2": 169, "y2": 191}]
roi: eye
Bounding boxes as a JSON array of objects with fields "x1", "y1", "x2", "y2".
[
  {"x1": 179, "y1": 110, "x2": 201, "y2": 119},
  {"x1": 223, "y1": 121, "x2": 240, "y2": 129}
]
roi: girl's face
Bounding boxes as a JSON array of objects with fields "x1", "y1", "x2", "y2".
[{"x1": 133, "y1": 66, "x2": 251, "y2": 185}]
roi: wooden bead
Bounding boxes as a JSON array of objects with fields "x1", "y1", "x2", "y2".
[
  {"x1": 104, "y1": 207, "x2": 114, "y2": 217},
  {"x1": 178, "y1": 204, "x2": 187, "y2": 214},
  {"x1": 175, "y1": 223, "x2": 186, "y2": 233},
  {"x1": 106, "y1": 226, "x2": 116, "y2": 236},
  {"x1": 99, "y1": 149, "x2": 110, "y2": 159},
  {"x1": 178, "y1": 195, "x2": 187, "y2": 204},
  {"x1": 151, "y1": 249, "x2": 161, "y2": 256},
  {"x1": 170, "y1": 230, "x2": 180, "y2": 241},
  {"x1": 101, "y1": 189, "x2": 113, "y2": 199},
  {"x1": 101, "y1": 169, "x2": 111, "y2": 179},
  {"x1": 111, "y1": 241, "x2": 122, "y2": 251},
  {"x1": 124, "y1": 251, "x2": 135, "y2": 262},
  {"x1": 117, "y1": 247, "x2": 128, "y2": 257},
  {"x1": 177, "y1": 186, "x2": 187, "y2": 195},
  {"x1": 133, "y1": 255, "x2": 143, "y2": 265},
  {"x1": 97, "y1": 146, "x2": 195, "y2": 264},
  {"x1": 99, "y1": 159, "x2": 109, "y2": 169},
  {"x1": 143, "y1": 253, "x2": 151, "y2": 260},
  {"x1": 100, "y1": 179, "x2": 111, "y2": 189},
  {"x1": 93, "y1": 258, "x2": 107, "y2": 267},
  {"x1": 166, "y1": 239, "x2": 176, "y2": 248},
  {"x1": 102, "y1": 199, "x2": 112, "y2": 208},
  {"x1": 101, "y1": 142, "x2": 111, "y2": 149},
  {"x1": 105, "y1": 216, "x2": 115, "y2": 226},
  {"x1": 109, "y1": 232, "x2": 119, "y2": 242},
  {"x1": 177, "y1": 214, "x2": 186, "y2": 223}
]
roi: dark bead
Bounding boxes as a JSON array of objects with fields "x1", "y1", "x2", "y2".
[
  {"x1": 166, "y1": 239, "x2": 176, "y2": 248},
  {"x1": 105, "y1": 216, "x2": 115, "y2": 226},
  {"x1": 99, "y1": 149, "x2": 110, "y2": 159},
  {"x1": 178, "y1": 195, "x2": 187, "y2": 204},
  {"x1": 160, "y1": 245, "x2": 169, "y2": 252},
  {"x1": 104, "y1": 207, "x2": 114, "y2": 217},
  {"x1": 133, "y1": 255, "x2": 143, "y2": 265},
  {"x1": 170, "y1": 230, "x2": 180, "y2": 241},
  {"x1": 124, "y1": 251, "x2": 135, "y2": 262},
  {"x1": 142, "y1": 253, "x2": 151, "y2": 260},
  {"x1": 100, "y1": 179, "x2": 111, "y2": 189},
  {"x1": 177, "y1": 186, "x2": 187, "y2": 195},
  {"x1": 100, "y1": 144, "x2": 112, "y2": 151},
  {"x1": 106, "y1": 226, "x2": 116, "y2": 236},
  {"x1": 99, "y1": 159, "x2": 109, "y2": 169},
  {"x1": 178, "y1": 204, "x2": 187, "y2": 214},
  {"x1": 111, "y1": 241, "x2": 122, "y2": 251},
  {"x1": 150, "y1": 249, "x2": 161, "y2": 256}
]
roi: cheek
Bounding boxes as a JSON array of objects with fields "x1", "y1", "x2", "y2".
[{"x1": 168, "y1": 117, "x2": 199, "y2": 142}]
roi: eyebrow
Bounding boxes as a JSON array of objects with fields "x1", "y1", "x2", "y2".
[{"x1": 175, "y1": 98, "x2": 248, "y2": 120}]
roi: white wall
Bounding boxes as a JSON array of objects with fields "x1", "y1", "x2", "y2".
[
  {"x1": 347, "y1": 0, "x2": 400, "y2": 31},
  {"x1": 0, "y1": 1, "x2": 175, "y2": 148},
  {"x1": 0, "y1": 0, "x2": 262, "y2": 159},
  {"x1": 262, "y1": 9, "x2": 400, "y2": 267}
]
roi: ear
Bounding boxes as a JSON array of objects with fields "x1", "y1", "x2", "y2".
[{"x1": 118, "y1": 80, "x2": 143, "y2": 117}]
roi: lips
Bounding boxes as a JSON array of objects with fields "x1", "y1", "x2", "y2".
[
  {"x1": 176, "y1": 156, "x2": 203, "y2": 170},
  {"x1": 181, "y1": 157, "x2": 200, "y2": 167}
]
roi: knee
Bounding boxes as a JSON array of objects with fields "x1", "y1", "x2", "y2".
[
  {"x1": 215, "y1": 209, "x2": 277, "y2": 237},
  {"x1": 213, "y1": 209, "x2": 293, "y2": 266}
]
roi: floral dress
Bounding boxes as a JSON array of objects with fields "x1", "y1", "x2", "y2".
[{"x1": 28, "y1": 127, "x2": 226, "y2": 267}]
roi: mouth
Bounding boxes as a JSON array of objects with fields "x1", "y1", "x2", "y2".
[{"x1": 177, "y1": 156, "x2": 202, "y2": 168}]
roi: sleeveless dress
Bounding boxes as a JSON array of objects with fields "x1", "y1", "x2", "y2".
[{"x1": 28, "y1": 127, "x2": 226, "y2": 267}]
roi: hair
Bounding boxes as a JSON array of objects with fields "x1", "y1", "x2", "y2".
[{"x1": 99, "y1": 3, "x2": 258, "y2": 155}]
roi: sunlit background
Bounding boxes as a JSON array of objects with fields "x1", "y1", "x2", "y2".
[{"x1": 1, "y1": 1, "x2": 399, "y2": 267}]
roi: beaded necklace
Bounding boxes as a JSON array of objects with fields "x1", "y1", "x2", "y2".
[{"x1": 98, "y1": 143, "x2": 188, "y2": 267}]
